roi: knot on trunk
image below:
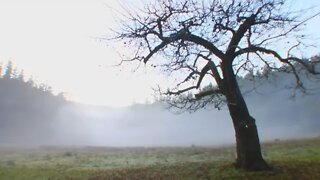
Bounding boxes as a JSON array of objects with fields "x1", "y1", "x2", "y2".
[{"x1": 238, "y1": 116, "x2": 256, "y2": 129}]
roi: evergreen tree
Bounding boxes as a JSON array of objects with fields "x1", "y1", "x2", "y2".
[
  {"x1": 12, "y1": 68, "x2": 19, "y2": 79},
  {"x1": 3, "y1": 61, "x2": 13, "y2": 79},
  {"x1": 27, "y1": 76, "x2": 35, "y2": 87},
  {"x1": 17, "y1": 70, "x2": 25, "y2": 82},
  {"x1": 0, "y1": 62, "x2": 2, "y2": 78}
]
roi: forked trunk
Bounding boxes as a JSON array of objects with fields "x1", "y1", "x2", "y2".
[{"x1": 223, "y1": 63, "x2": 271, "y2": 171}]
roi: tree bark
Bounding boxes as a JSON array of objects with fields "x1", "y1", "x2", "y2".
[{"x1": 222, "y1": 62, "x2": 271, "y2": 171}]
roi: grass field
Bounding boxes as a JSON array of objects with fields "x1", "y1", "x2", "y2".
[{"x1": 0, "y1": 137, "x2": 319, "y2": 179}]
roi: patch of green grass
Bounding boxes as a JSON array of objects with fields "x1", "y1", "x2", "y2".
[
  {"x1": 0, "y1": 137, "x2": 319, "y2": 179},
  {"x1": 78, "y1": 160, "x2": 320, "y2": 180}
]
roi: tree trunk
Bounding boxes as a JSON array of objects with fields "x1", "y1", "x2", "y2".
[
  {"x1": 229, "y1": 106, "x2": 271, "y2": 171},
  {"x1": 222, "y1": 63, "x2": 271, "y2": 171}
]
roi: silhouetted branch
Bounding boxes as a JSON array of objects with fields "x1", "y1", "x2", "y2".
[
  {"x1": 111, "y1": 0, "x2": 319, "y2": 112},
  {"x1": 165, "y1": 86, "x2": 197, "y2": 96}
]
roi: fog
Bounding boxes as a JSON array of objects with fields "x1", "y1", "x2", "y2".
[
  {"x1": 52, "y1": 92, "x2": 319, "y2": 147},
  {"x1": 49, "y1": 104, "x2": 234, "y2": 147},
  {"x1": 0, "y1": 69, "x2": 319, "y2": 147}
]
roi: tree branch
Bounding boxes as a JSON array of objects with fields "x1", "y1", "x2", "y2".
[
  {"x1": 226, "y1": 15, "x2": 255, "y2": 57},
  {"x1": 195, "y1": 88, "x2": 223, "y2": 99},
  {"x1": 196, "y1": 60, "x2": 223, "y2": 91},
  {"x1": 184, "y1": 34, "x2": 225, "y2": 60},
  {"x1": 235, "y1": 46, "x2": 319, "y2": 74},
  {"x1": 165, "y1": 86, "x2": 197, "y2": 96},
  {"x1": 143, "y1": 41, "x2": 168, "y2": 63}
]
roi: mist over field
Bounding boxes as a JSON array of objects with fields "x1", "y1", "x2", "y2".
[
  {"x1": 0, "y1": 0, "x2": 319, "y2": 150},
  {"x1": 0, "y1": 68, "x2": 319, "y2": 147}
]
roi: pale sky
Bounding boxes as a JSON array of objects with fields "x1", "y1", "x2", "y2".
[
  {"x1": 0, "y1": 0, "x2": 319, "y2": 107},
  {"x1": 0, "y1": 0, "x2": 160, "y2": 107}
]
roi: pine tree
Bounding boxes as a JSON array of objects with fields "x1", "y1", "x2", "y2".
[
  {"x1": 3, "y1": 61, "x2": 13, "y2": 79},
  {"x1": 17, "y1": 70, "x2": 25, "y2": 82},
  {"x1": 27, "y1": 76, "x2": 35, "y2": 87},
  {"x1": 0, "y1": 63, "x2": 2, "y2": 79}
]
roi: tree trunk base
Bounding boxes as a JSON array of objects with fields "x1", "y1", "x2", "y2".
[{"x1": 235, "y1": 158, "x2": 272, "y2": 171}]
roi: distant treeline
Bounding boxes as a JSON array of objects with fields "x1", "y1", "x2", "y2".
[
  {"x1": 0, "y1": 61, "x2": 67, "y2": 145},
  {"x1": 0, "y1": 55, "x2": 319, "y2": 146}
]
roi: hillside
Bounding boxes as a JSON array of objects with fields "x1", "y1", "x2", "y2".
[{"x1": 0, "y1": 61, "x2": 319, "y2": 146}]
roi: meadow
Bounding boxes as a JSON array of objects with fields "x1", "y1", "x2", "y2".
[{"x1": 0, "y1": 137, "x2": 319, "y2": 179}]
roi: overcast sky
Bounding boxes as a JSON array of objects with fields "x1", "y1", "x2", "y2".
[{"x1": 0, "y1": 0, "x2": 319, "y2": 107}]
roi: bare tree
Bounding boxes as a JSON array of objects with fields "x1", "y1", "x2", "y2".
[{"x1": 111, "y1": 0, "x2": 320, "y2": 171}]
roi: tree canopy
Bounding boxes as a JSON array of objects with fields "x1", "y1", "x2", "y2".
[{"x1": 113, "y1": 0, "x2": 319, "y2": 107}]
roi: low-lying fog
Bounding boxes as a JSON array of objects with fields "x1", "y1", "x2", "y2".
[{"x1": 0, "y1": 71, "x2": 319, "y2": 147}]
